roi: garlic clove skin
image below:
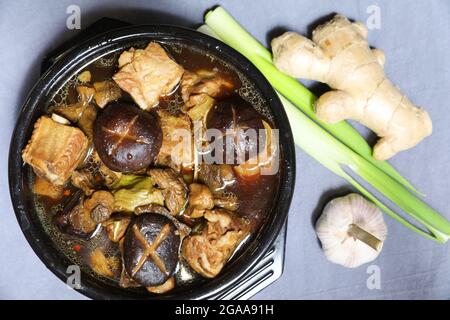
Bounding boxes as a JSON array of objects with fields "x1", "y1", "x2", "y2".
[{"x1": 315, "y1": 193, "x2": 387, "y2": 268}]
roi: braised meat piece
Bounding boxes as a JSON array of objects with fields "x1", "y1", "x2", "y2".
[
  {"x1": 53, "y1": 191, "x2": 97, "y2": 238},
  {"x1": 155, "y1": 109, "x2": 193, "y2": 172},
  {"x1": 213, "y1": 194, "x2": 239, "y2": 211},
  {"x1": 54, "y1": 190, "x2": 114, "y2": 237},
  {"x1": 113, "y1": 42, "x2": 184, "y2": 110},
  {"x1": 146, "y1": 277, "x2": 175, "y2": 294},
  {"x1": 71, "y1": 150, "x2": 122, "y2": 195},
  {"x1": 70, "y1": 169, "x2": 96, "y2": 195},
  {"x1": 93, "y1": 80, "x2": 122, "y2": 108},
  {"x1": 180, "y1": 69, "x2": 234, "y2": 121},
  {"x1": 147, "y1": 168, "x2": 188, "y2": 215},
  {"x1": 181, "y1": 69, "x2": 234, "y2": 109},
  {"x1": 76, "y1": 85, "x2": 96, "y2": 102},
  {"x1": 196, "y1": 163, "x2": 236, "y2": 194},
  {"x1": 182, "y1": 209, "x2": 250, "y2": 278},
  {"x1": 186, "y1": 183, "x2": 214, "y2": 218},
  {"x1": 33, "y1": 176, "x2": 64, "y2": 199},
  {"x1": 22, "y1": 116, "x2": 89, "y2": 185},
  {"x1": 90, "y1": 248, "x2": 120, "y2": 278},
  {"x1": 185, "y1": 183, "x2": 238, "y2": 219},
  {"x1": 84, "y1": 191, "x2": 115, "y2": 223},
  {"x1": 53, "y1": 85, "x2": 97, "y2": 139}
]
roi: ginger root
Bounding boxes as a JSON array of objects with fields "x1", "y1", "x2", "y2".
[{"x1": 271, "y1": 14, "x2": 432, "y2": 160}]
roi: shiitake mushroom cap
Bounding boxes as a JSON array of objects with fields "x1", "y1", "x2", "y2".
[
  {"x1": 205, "y1": 95, "x2": 265, "y2": 164},
  {"x1": 123, "y1": 213, "x2": 180, "y2": 287},
  {"x1": 93, "y1": 103, "x2": 162, "y2": 172}
]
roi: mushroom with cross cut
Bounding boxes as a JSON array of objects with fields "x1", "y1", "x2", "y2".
[
  {"x1": 123, "y1": 213, "x2": 181, "y2": 287},
  {"x1": 205, "y1": 95, "x2": 266, "y2": 165},
  {"x1": 93, "y1": 103, "x2": 162, "y2": 173}
]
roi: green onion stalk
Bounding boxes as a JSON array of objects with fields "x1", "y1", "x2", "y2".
[{"x1": 200, "y1": 6, "x2": 450, "y2": 243}]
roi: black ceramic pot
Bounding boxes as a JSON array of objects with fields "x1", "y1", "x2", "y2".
[{"x1": 9, "y1": 24, "x2": 295, "y2": 300}]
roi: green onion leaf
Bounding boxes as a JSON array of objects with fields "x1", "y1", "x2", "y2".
[
  {"x1": 204, "y1": 7, "x2": 420, "y2": 195},
  {"x1": 201, "y1": 7, "x2": 450, "y2": 243}
]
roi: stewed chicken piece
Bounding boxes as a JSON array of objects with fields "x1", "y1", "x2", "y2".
[
  {"x1": 113, "y1": 42, "x2": 184, "y2": 110},
  {"x1": 22, "y1": 116, "x2": 89, "y2": 185},
  {"x1": 185, "y1": 183, "x2": 239, "y2": 219},
  {"x1": 182, "y1": 209, "x2": 249, "y2": 278},
  {"x1": 93, "y1": 80, "x2": 122, "y2": 108},
  {"x1": 181, "y1": 69, "x2": 234, "y2": 109},
  {"x1": 155, "y1": 109, "x2": 193, "y2": 172},
  {"x1": 148, "y1": 168, "x2": 188, "y2": 215}
]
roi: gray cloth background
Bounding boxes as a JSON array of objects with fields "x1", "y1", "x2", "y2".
[{"x1": 1, "y1": 0, "x2": 449, "y2": 299}]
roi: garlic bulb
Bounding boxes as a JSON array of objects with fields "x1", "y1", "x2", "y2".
[{"x1": 315, "y1": 193, "x2": 387, "y2": 268}]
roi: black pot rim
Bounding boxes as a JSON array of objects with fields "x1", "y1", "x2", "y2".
[{"x1": 8, "y1": 24, "x2": 296, "y2": 300}]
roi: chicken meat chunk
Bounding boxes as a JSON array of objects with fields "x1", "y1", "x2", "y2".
[
  {"x1": 181, "y1": 69, "x2": 234, "y2": 109},
  {"x1": 53, "y1": 85, "x2": 97, "y2": 139},
  {"x1": 196, "y1": 163, "x2": 236, "y2": 194},
  {"x1": 22, "y1": 116, "x2": 89, "y2": 185},
  {"x1": 213, "y1": 194, "x2": 239, "y2": 211},
  {"x1": 185, "y1": 182, "x2": 239, "y2": 219},
  {"x1": 147, "y1": 168, "x2": 188, "y2": 215},
  {"x1": 181, "y1": 209, "x2": 249, "y2": 278},
  {"x1": 71, "y1": 150, "x2": 121, "y2": 195},
  {"x1": 70, "y1": 169, "x2": 96, "y2": 195},
  {"x1": 93, "y1": 80, "x2": 122, "y2": 108},
  {"x1": 155, "y1": 109, "x2": 193, "y2": 171},
  {"x1": 113, "y1": 42, "x2": 184, "y2": 110},
  {"x1": 186, "y1": 183, "x2": 214, "y2": 218},
  {"x1": 54, "y1": 190, "x2": 114, "y2": 238}
]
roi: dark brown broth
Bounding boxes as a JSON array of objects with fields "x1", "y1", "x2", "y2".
[{"x1": 33, "y1": 42, "x2": 281, "y2": 291}]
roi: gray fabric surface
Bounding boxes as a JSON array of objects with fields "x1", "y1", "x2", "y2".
[{"x1": 1, "y1": 0, "x2": 449, "y2": 300}]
